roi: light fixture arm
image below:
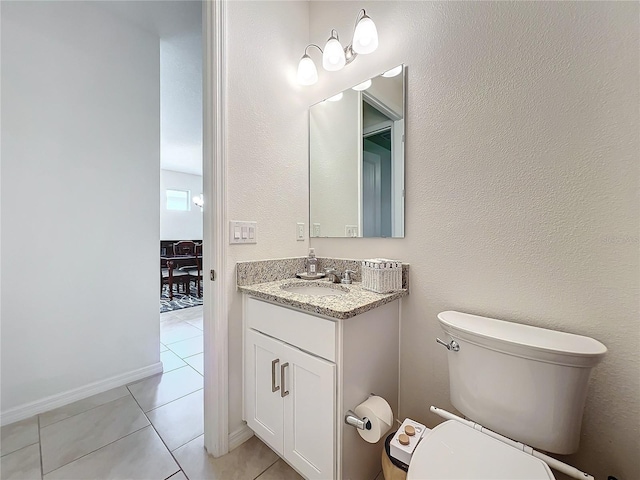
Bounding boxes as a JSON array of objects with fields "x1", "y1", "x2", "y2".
[
  {"x1": 350, "y1": 9, "x2": 368, "y2": 39},
  {"x1": 304, "y1": 43, "x2": 324, "y2": 56}
]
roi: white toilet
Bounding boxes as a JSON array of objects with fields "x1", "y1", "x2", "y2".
[{"x1": 406, "y1": 310, "x2": 607, "y2": 480}]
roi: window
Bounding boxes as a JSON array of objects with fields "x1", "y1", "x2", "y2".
[{"x1": 166, "y1": 189, "x2": 191, "y2": 211}]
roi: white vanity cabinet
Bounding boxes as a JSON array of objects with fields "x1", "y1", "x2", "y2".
[
  {"x1": 243, "y1": 295, "x2": 400, "y2": 480},
  {"x1": 245, "y1": 328, "x2": 336, "y2": 479}
]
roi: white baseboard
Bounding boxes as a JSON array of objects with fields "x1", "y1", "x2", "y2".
[
  {"x1": 228, "y1": 424, "x2": 254, "y2": 451},
  {"x1": 0, "y1": 362, "x2": 163, "y2": 426}
]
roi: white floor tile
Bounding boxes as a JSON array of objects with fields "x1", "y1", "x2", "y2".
[
  {"x1": 160, "y1": 311, "x2": 179, "y2": 322},
  {"x1": 176, "y1": 306, "x2": 203, "y2": 322},
  {"x1": 147, "y1": 390, "x2": 203, "y2": 451},
  {"x1": 160, "y1": 319, "x2": 202, "y2": 345},
  {"x1": 160, "y1": 343, "x2": 169, "y2": 353},
  {"x1": 44, "y1": 425, "x2": 179, "y2": 480},
  {"x1": 185, "y1": 316, "x2": 203, "y2": 330},
  {"x1": 0, "y1": 416, "x2": 39, "y2": 457},
  {"x1": 40, "y1": 386, "x2": 130, "y2": 428},
  {"x1": 0, "y1": 444, "x2": 41, "y2": 480},
  {"x1": 161, "y1": 350, "x2": 187, "y2": 373},
  {"x1": 167, "y1": 335, "x2": 203, "y2": 359},
  {"x1": 184, "y1": 353, "x2": 204, "y2": 376},
  {"x1": 173, "y1": 435, "x2": 278, "y2": 480},
  {"x1": 40, "y1": 395, "x2": 148, "y2": 474},
  {"x1": 127, "y1": 366, "x2": 203, "y2": 412}
]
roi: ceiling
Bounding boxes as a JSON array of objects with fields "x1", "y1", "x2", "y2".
[{"x1": 98, "y1": 1, "x2": 203, "y2": 176}]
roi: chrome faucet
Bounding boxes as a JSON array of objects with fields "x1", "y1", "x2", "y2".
[
  {"x1": 342, "y1": 269, "x2": 356, "y2": 284},
  {"x1": 325, "y1": 268, "x2": 357, "y2": 284},
  {"x1": 325, "y1": 268, "x2": 342, "y2": 283}
]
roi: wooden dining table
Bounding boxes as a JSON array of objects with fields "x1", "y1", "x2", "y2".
[{"x1": 161, "y1": 254, "x2": 201, "y2": 300}]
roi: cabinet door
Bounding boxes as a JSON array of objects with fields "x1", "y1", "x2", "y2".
[
  {"x1": 244, "y1": 329, "x2": 284, "y2": 454},
  {"x1": 282, "y1": 342, "x2": 336, "y2": 480}
]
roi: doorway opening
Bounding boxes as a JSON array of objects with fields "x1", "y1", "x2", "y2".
[{"x1": 362, "y1": 97, "x2": 403, "y2": 238}]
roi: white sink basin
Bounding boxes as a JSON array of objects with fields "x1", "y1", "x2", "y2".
[{"x1": 281, "y1": 283, "x2": 348, "y2": 297}]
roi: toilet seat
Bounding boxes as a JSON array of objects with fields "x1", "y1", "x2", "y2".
[{"x1": 406, "y1": 420, "x2": 555, "y2": 480}]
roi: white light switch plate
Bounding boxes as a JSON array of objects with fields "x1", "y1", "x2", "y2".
[
  {"x1": 296, "y1": 222, "x2": 305, "y2": 241},
  {"x1": 345, "y1": 225, "x2": 358, "y2": 237},
  {"x1": 313, "y1": 223, "x2": 321, "y2": 237},
  {"x1": 230, "y1": 221, "x2": 257, "y2": 244}
]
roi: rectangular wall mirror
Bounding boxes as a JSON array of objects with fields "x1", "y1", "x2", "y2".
[{"x1": 309, "y1": 65, "x2": 405, "y2": 238}]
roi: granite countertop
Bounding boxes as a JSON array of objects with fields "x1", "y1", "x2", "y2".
[{"x1": 238, "y1": 278, "x2": 408, "y2": 320}]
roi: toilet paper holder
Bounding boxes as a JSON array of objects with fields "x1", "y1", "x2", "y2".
[
  {"x1": 345, "y1": 393, "x2": 376, "y2": 430},
  {"x1": 345, "y1": 410, "x2": 372, "y2": 430}
]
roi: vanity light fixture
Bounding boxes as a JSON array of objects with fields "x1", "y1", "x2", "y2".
[
  {"x1": 327, "y1": 92, "x2": 344, "y2": 102},
  {"x1": 297, "y1": 9, "x2": 378, "y2": 86},
  {"x1": 297, "y1": 46, "x2": 321, "y2": 86},
  {"x1": 352, "y1": 79, "x2": 372, "y2": 91},
  {"x1": 323, "y1": 30, "x2": 346, "y2": 71},
  {"x1": 382, "y1": 65, "x2": 403, "y2": 78}
]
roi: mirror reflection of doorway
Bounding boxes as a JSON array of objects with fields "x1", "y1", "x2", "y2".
[{"x1": 363, "y1": 96, "x2": 397, "y2": 237}]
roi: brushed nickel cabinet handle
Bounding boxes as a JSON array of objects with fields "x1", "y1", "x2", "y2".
[
  {"x1": 271, "y1": 359, "x2": 280, "y2": 393},
  {"x1": 280, "y1": 362, "x2": 289, "y2": 397}
]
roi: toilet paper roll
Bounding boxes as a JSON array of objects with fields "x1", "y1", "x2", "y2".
[{"x1": 354, "y1": 395, "x2": 393, "y2": 443}]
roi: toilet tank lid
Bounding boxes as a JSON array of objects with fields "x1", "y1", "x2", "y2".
[{"x1": 438, "y1": 311, "x2": 607, "y2": 360}]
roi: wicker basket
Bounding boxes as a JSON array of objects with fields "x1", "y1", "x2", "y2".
[{"x1": 362, "y1": 259, "x2": 402, "y2": 293}]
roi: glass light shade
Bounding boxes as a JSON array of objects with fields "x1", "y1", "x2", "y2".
[
  {"x1": 322, "y1": 36, "x2": 346, "y2": 71},
  {"x1": 352, "y1": 15, "x2": 378, "y2": 54},
  {"x1": 382, "y1": 65, "x2": 403, "y2": 78},
  {"x1": 297, "y1": 54, "x2": 318, "y2": 86},
  {"x1": 327, "y1": 92, "x2": 343, "y2": 102},
  {"x1": 352, "y1": 79, "x2": 372, "y2": 91}
]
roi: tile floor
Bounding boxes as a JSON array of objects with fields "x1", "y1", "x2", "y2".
[{"x1": 1, "y1": 306, "x2": 303, "y2": 480}]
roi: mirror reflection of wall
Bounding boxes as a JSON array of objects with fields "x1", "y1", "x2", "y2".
[
  {"x1": 309, "y1": 89, "x2": 361, "y2": 238},
  {"x1": 309, "y1": 65, "x2": 405, "y2": 238}
]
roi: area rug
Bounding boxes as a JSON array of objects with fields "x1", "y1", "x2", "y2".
[{"x1": 161, "y1": 284, "x2": 203, "y2": 313}]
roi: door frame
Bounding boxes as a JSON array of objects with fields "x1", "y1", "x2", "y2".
[{"x1": 203, "y1": 0, "x2": 229, "y2": 457}]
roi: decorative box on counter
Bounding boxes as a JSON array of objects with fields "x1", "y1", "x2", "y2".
[{"x1": 362, "y1": 259, "x2": 402, "y2": 293}]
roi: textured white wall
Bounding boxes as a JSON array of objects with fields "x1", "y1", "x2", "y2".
[
  {"x1": 308, "y1": 2, "x2": 639, "y2": 479},
  {"x1": 1, "y1": 2, "x2": 160, "y2": 413},
  {"x1": 225, "y1": 0, "x2": 310, "y2": 435},
  {"x1": 160, "y1": 169, "x2": 203, "y2": 240}
]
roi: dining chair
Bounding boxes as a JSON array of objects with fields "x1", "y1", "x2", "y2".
[
  {"x1": 173, "y1": 240, "x2": 197, "y2": 256},
  {"x1": 182, "y1": 243, "x2": 203, "y2": 297},
  {"x1": 161, "y1": 258, "x2": 190, "y2": 299},
  {"x1": 172, "y1": 240, "x2": 201, "y2": 297}
]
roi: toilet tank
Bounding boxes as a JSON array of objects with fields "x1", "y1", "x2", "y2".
[{"x1": 437, "y1": 311, "x2": 606, "y2": 455}]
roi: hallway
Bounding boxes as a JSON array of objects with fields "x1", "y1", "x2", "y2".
[{"x1": 1, "y1": 306, "x2": 301, "y2": 479}]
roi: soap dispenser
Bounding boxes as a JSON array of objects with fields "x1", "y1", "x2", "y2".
[{"x1": 307, "y1": 248, "x2": 318, "y2": 275}]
